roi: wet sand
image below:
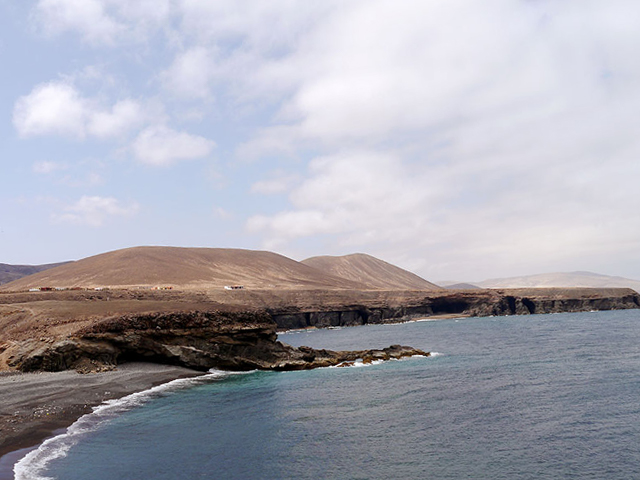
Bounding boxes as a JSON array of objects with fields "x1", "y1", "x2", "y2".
[{"x1": 0, "y1": 363, "x2": 202, "y2": 479}]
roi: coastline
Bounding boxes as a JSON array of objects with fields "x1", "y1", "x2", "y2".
[
  {"x1": 276, "y1": 312, "x2": 469, "y2": 334},
  {"x1": 0, "y1": 362, "x2": 203, "y2": 479}
]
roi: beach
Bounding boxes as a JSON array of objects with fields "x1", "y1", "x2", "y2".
[{"x1": 0, "y1": 362, "x2": 202, "y2": 479}]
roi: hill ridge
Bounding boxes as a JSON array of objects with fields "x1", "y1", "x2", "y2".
[
  {"x1": 301, "y1": 253, "x2": 441, "y2": 291},
  {"x1": 0, "y1": 262, "x2": 71, "y2": 285},
  {"x1": 1, "y1": 246, "x2": 440, "y2": 292}
]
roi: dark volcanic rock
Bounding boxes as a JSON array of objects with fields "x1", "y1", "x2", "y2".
[
  {"x1": 5, "y1": 310, "x2": 427, "y2": 373},
  {"x1": 269, "y1": 288, "x2": 640, "y2": 329}
]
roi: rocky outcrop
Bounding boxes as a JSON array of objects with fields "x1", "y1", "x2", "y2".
[
  {"x1": 4, "y1": 310, "x2": 427, "y2": 373},
  {"x1": 2, "y1": 287, "x2": 636, "y2": 373},
  {"x1": 270, "y1": 288, "x2": 640, "y2": 329}
]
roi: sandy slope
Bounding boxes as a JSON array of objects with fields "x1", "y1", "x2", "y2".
[
  {"x1": 1, "y1": 247, "x2": 367, "y2": 291},
  {"x1": 302, "y1": 253, "x2": 441, "y2": 290}
]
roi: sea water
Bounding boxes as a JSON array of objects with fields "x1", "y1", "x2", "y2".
[{"x1": 15, "y1": 310, "x2": 640, "y2": 479}]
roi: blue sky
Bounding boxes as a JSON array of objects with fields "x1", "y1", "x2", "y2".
[{"x1": 2, "y1": 0, "x2": 640, "y2": 283}]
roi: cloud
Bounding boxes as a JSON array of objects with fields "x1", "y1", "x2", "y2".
[
  {"x1": 86, "y1": 99, "x2": 146, "y2": 138},
  {"x1": 251, "y1": 172, "x2": 301, "y2": 195},
  {"x1": 32, "y1": 161, "x2": 68, "y2": 174},
  {"x1": 52, "y1": 195, "x2": 139, "y2": 227},
  {"x1": 235, "y1": 0, "x2": 640, "y2": 279},
  {"x1": 33, "y1": 0, "x2": 171, "y2": 45},
  {"x1": 19, "y1": 1, "x2": 640, "y2": 280},
  {"x1": 131, "y1": 125, "x2": 215, "y2": 166},
  {"x1": 161, "y1": 47, "x2": 216, "y2": 100},
  {"x1": 13, "y1": 82, "x2": 87, "y2": 138},
  {"x1": 213, "y1": 206, "x2": 232, "y2": 220},
  {"x1": 13, "y1": 81, "x2": 146, "y2": 139},
  {"x1": 246, "y1": 150, "x2": 440, "y2": 241},
  {"x1": 34, "y1": 0, "x2": 123, "y2": 45}
]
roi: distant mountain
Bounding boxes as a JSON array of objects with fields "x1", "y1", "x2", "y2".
[
  {"x1": 301, "y1": 253, "x2": 441, "y2": 290},
  {"x1": 1, "y1": 246, "x2": 369, "y2": 291},
  {"x1": 0, "y1": 262, "x2": 71, "y2": 285},
  {"x1": 441, "y1": 283, "x2": 483, "y2": 290},
  {"x1": 476, "y1": 271, "x2": 640, "y2": 293}
]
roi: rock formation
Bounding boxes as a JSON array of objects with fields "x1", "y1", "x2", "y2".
[
  {"x1": 268, "y1": 288, "x2": 640, "y2": 329},
  {"x1": 2, "y1": 309, "x2": 427, "y2": 373}
]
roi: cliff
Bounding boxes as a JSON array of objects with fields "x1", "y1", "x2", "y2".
[
  {"x1": 267, "y1": 288, "x2": 640, "y2": 329},
  {"x1": 1, "y1": 286, "x2": 637, "y2": 374},
  {"x1": 0, "y1": 298, "x2": 426, "y2": 373}
]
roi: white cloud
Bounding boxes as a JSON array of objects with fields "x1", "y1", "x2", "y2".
[
  {"x1": 213, "y1": 206, "x2": 232, "y2": 220},
  {"x1": 247, "y1": 150, "x2": 440, "y2": 241},
  {"x1": 33, "y1": 0, "x2": 171, "y2": 45},
  {"x1": 235, "y1": 0, "x2": 640, "y2": 279},
  {"x1": 32, "y1": 161, "x2": 68, "y2": 174},
  {"x1": 87, "y1": 99, "x2": 146, "y2": 138},
  {"x1": 13, "y1": 82, "x2": 87, "y2": 138},
  {"x1": 161, "y1": 47, "x2": 216, "y2": 100},
  {"x1": 251, "y1": 172, "x2": 301, "y2": 195},
  {"x1": 131, "y1": 125, "x2": 215, "y2": 166},
  {"x1": 18, "y1": 1, "x2": 640, "y2": 280},
  {"x1": 52, "y1": 195, "x2": 139, "y2": 227},
  {"x1": 13, "y1": 81, "x2": 147, "y2": 140},
  {"x1": 34, "y1": 0, "x2": 123, "y2": 45}
]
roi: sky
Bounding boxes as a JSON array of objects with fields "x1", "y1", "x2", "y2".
[{"x1": 1, "y1": 0, "x2": 640, "y2": 283}]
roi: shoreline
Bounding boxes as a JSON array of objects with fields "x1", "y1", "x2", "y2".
[
  {"x1": 0, "y1": 362, "x2": 203, "y2": 479},
  {"x1": 276, "y1": 312, "x2": 470, "y2": 334}
]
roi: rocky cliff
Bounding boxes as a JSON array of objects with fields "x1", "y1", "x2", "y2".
[
  {"x1": 1, "y1": 286, "x2": 637, "y2": 374},
  {"x1": 1, "y1": 309, "x2": 426, "y2": 373},
  {"x1": 269, "y1": 288, "x2": 640, "y2": 329}
]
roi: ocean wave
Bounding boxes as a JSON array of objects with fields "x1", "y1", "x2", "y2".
[
  {"x1": 329, "y1": 358, "x2": 385, "y2": 369},
  {"x1": 328, "y1": 353, "x2": 435, "y2": 369},
  {"x1": 13, "y1": 370, "x2": 236, "y2": 480}
]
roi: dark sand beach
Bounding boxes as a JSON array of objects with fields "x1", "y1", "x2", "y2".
[{"x1": 0, "y1": 363, "x2": 202, "y2": 479}]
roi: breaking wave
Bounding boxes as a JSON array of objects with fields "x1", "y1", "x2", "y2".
[{"x1": 13, "y1": 369, "x2": 241, "y2": 480}]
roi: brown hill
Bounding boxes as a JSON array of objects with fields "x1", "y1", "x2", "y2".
[
  {"x1": 0, "y1": 246, "x2": 368, "y2": 291},
  {"x1": 0, "y1": 262, "x2": 70, "y2": 285},
  {"x1": 301, "y1": 253, "x2": 442, "y2": 290}
]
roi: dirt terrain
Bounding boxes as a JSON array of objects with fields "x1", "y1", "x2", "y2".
[
  {"x1": 302, "y1": 253, "x2": 441, "y2": 290},
  {"x1": 0, "y1": 247, "x2": 371, "y2": 291}
]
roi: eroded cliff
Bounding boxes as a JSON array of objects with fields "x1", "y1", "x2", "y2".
[
  {"x1": 1, "y1": 308, "x2": 426, "y2": 373},
  {"x1": 1, "y1": 286, "x2": 637, "y2": 373}
]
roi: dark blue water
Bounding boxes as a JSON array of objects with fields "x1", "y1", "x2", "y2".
[{"x1": 17, "y1": 311, "x2": 640, "y2": 479}]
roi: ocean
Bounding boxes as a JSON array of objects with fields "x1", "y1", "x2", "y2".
[{"x1": 15, "y1": 310, "x2": 640, "y2": 479}]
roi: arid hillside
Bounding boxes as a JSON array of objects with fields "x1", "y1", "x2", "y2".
[
  {"x1": 302, "y1": 253, "x2": 441, "y2": 291},
  {"x1": 0, "y1": 262, "x2": 70, "y2": 285},
  {"x1": 2, "y1": 247, "x2": 445, "y2": 292},
  {"x1": 1, "y1": 247, "x2": 368, "y2": 291}
]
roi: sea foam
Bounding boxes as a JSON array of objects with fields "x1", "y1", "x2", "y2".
[{"x1": 13, "y1": 369, "x2": 234, "y2": 480}]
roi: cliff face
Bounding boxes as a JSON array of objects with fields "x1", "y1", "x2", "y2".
[
  {"x1": 2, "y1": 310, "x2": 426, "y2": 373},
  {"x1": 1, "y1": 287, "x2": 637, "y2": 374},
  {"x1": 270, "y1": 289, "x2": 640, "y2": 329}
]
